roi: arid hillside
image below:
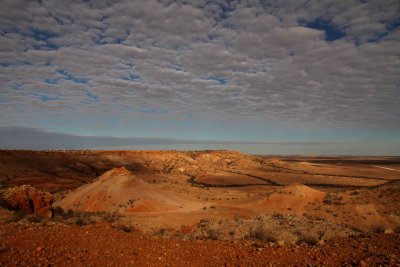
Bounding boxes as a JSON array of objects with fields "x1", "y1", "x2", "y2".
[
  {"x1": 1, "y1": 150, "x2": 400, "y2": 266},
  {"x1": 1, "y1": 150, "x2": 400, "y2": 232}
]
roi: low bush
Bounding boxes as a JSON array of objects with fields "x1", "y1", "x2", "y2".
[
  {"x1": 52, "y1": 206, "x2": 65, "y2": 215},
  {"x1": 0, "y1": 197, "x2": 11, "y2": 210},
  {"x1": 5, "y1": 210, "x2": 27, "y2": 223},
  {"x1": 26, "y1": 214, "x2": 44, "y2": 223},
  {"x1": 207, "y1": 229, "x2": 220, "y2": 240},
  {"x1": 323, "y1": 195, "x2": 333, "y2": 205},
  {"x1": 296, "y1": 230, "x2": 319, "y2": 246},
  {"x1": 75, "y1": 218, "x2": 89, "y2": 226},
  {"x1": 248, "y1": 227, "x2": 277, "y2": 243},
  {"x1": 372, "y1": 226, "x2": 385, "y2": 233}
]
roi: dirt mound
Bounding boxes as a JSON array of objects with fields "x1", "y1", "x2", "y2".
[
  {"x1": 2, "y1": 185, "x2": 54, "y2": 218},
  {"x1": 375, "y1": 180, "x2": 400, "y2": 189},
  {"x1": 56, "y1": 167, "x2": 201, "y2": 213},
  {"x1": 248, "y1": 184, "x2": 325, "y2": 215},
  {"x1": 277, "y1": 183, "x2": 324, "y2": 197}
]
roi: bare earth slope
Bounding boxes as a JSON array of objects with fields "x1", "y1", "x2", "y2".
[{"x1": 56, "y1": 167, "x2": 202, "y2": 213}]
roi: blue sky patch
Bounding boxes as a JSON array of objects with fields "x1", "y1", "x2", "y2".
[
  {"x1": 86, "y1": 91, "x2": 99, "y2": 102},
  {"x1": 39, "y1": 95, "x2": 63, "y2": 102},
  {"x1": 304, "y1": 19, "x2": 345, "y2": 41},
  {"x1": 138, "y1": 107, "x2": 167, "y2": 115},
  {"x1": 206, "y1": 77, "x2": 227, "y2": 85},
  {"x1": 0, "y1": 62, "x2": 11, "y2": 67},
  {"x1": 121, "y1": 73, "x2": 141, "y2": 82},
  {"x1": 56, "y1": 69, "x2": 88, "y2": 84}
]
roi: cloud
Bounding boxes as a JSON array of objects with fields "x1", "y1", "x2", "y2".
[{"x1": 0, "y1": 0, "x2": 399, "y2": 137}]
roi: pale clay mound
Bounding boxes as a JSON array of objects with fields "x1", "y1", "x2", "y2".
[
  {"x1": 277, "y1": 183, "x2": 325, "y2": 197},
  {"x1": 247, "y1": 184, "x2": 325, "y2": 215},
  {"x1": 56, "y1": 167, "x2": 202, "y2": 213}
]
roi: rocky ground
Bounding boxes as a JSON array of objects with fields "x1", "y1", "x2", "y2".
[{"x1": 0, "y1": 220, "x2": 399, "y2": 266}]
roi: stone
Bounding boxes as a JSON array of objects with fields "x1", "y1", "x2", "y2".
[
  {"x1": 2, "y1": 185, "x2": 54, "y2": 219},
  {"x1": 277, "y1": 240, "x2": 285, "y2": 246}
]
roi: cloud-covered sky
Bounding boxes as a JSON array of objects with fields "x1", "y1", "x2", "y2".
[{"x1": 0, "y1": 0, "x2": 399, "y2": 154}]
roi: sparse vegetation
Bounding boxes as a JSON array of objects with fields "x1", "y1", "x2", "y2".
[
  {"x1": 0, "y1": 197, "x2": 11, "y2": 209},
  {"x1": 296, "y1": 230, "x2": 319, "y2": 246},
  {"x1": 112, "y1": 222, "x2": 134, "y2": 233},
  {"x1": 25, "y1": 214, "x2": 44, "y2": 223},
  {"x1": 5, "y1": 210, "x2": 27, "y2": 223},
  {"x1": 75, "y1": 217, "x2": 89, "y2": 226},
  {"x1": 248, "y1": 227, "x2": 277, "y2": 243},
  {"x1": 207, "y1": 229, "x2": 219, "y2": 240},
  {"x1": 372, "y1": 226, "x2": 385, "y2": 233},
  {"x1": 323, "y1": 194, "x2": 333, "y2": 205}
]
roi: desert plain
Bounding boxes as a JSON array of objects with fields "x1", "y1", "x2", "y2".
[{"x1": 1, "y1": 150, "x2": 400, "y2": 266}]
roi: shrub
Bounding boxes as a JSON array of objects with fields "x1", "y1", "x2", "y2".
[
  {"x1": 75, "y1": 218, "x2": 88, "y2": 226},
  {"x1": 372, "y1": 226, "x2": 385, "y2": 233},
  {"x1": 5, "y1": 210, "x2": 27, "y2": 223},
  {"x1": 53, "y1": 206, "x2": 65, "y2": 215},
  {"x1": 121, "y1": 225, "x2": 134, "y2": 233},
  {"x1": 26, "y1": 214, "x2": 44, "y2": 223},
  {"x1": 66, "y1": 209, "x2": 75, "y2": 218},
  {"x1": 81, "y1": 211, "x2": 92, "y2": 218},
  {"x1": 158, "y1": 228, "x2": 166, "y2": 236},
  {"x1": 248, "y1": 227, "x2": 277, "y2": 243},
  {"x1": 103, "y1": 212, "x2": 119, "y2": 222},
  {"x1": 296, "y1": 230, "x2": 319, "y2": 246},
  {"x1": 0, "y1": 197, "x2": 11, "y2": 210},
  {"x1": 323, "y1": 195, "x2": 333, "y2": 205},
  {"x1": 207, "y1": 229, "x2": 219, "y2": 240},
  {"x1": 272, "y1": 212, "x2": 284, "y2": 220}
]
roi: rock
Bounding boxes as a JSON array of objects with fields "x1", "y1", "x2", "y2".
[
  {"x1": 277, "y1": 240, "x2": 285, "y2": 246},
  {"x1": 2, "y1": 185, "x2": 54, "y2": 219},
  {"x1": 384, "y1": 229, "x2": 394, "y2": 234}
]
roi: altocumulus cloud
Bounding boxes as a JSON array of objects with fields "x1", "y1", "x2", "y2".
[{"x1": 0, "y1": 0, "x2": 399, "y2": 143}]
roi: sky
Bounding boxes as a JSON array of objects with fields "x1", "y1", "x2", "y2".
[{"x1": 0, "y1": 0, "x2": 399, "y2": 155}]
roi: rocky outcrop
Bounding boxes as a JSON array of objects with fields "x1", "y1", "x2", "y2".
[{"x1": 2, "y1": 185, "x2": 54, "y2": 218}]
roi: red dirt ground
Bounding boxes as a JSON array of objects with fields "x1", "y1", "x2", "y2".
[{"x1": 1, "y1": 221, "x2": 399, "y2": 267}]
